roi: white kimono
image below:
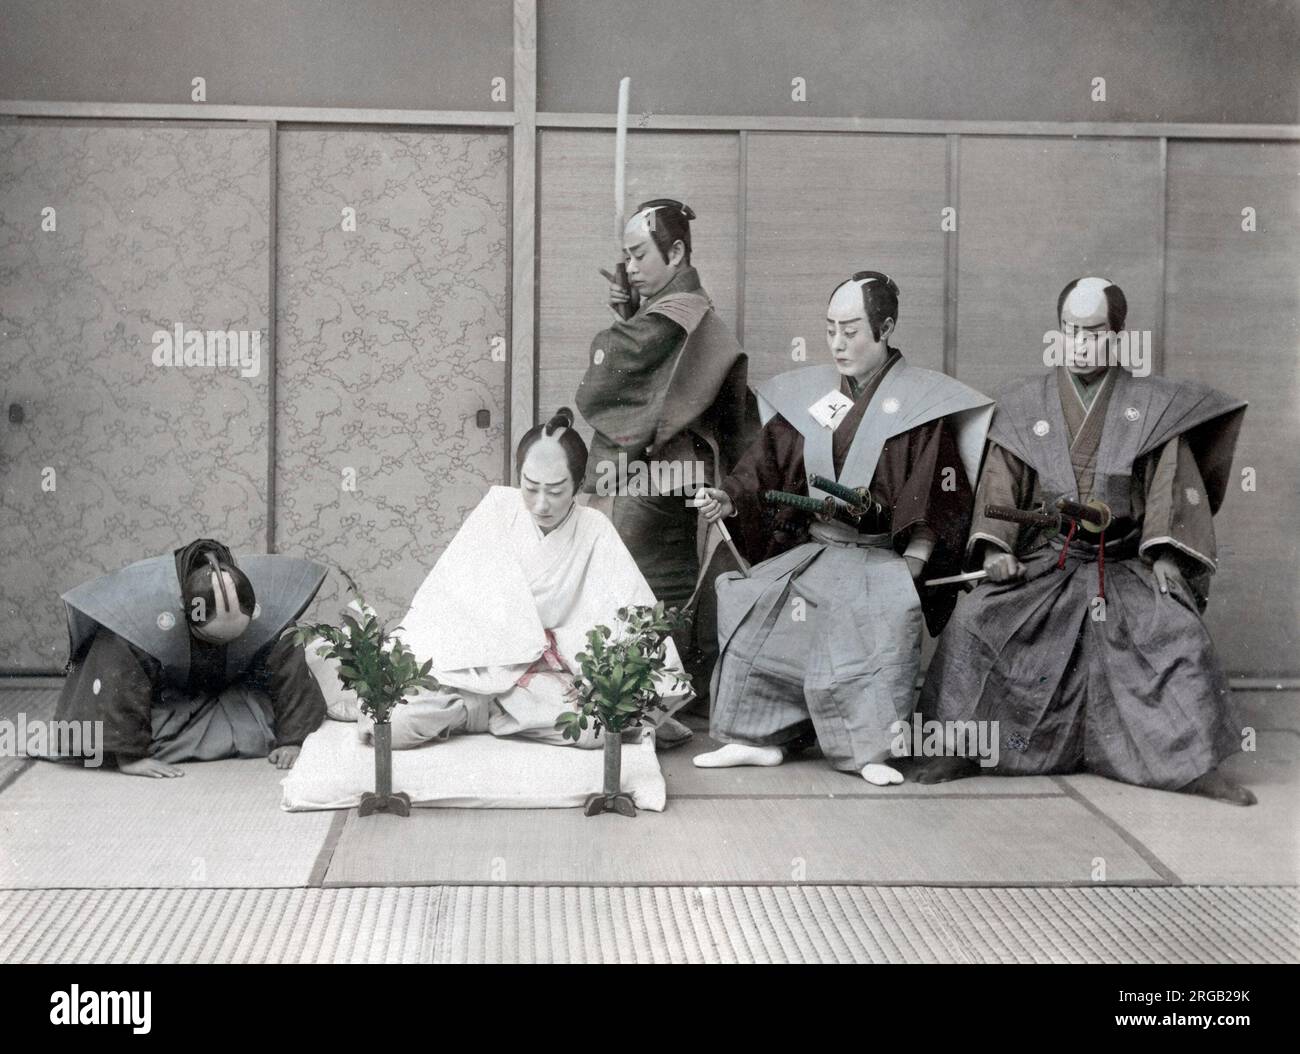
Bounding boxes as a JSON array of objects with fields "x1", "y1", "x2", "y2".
[{"x1": 358, "y1": 486, "x2": 689, "y2": 748}]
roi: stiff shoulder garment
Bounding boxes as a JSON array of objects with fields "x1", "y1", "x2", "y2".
[
  {"x1": 918, "y1": 367, "x2": 1247, "y2": 789},
  {"x1": 54, "y1": 550, "x2": 327, "y2": 761},
  {"x1": 709, "y1": 356, "x2": 992, "y2": 771}
]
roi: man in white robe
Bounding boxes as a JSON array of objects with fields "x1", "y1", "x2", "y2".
[{"x1": 353, "y1": 415, "x2": 691, "y2": 749}]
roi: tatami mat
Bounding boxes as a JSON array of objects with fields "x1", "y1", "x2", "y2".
[
  {"x1": 0, "y1": 687, "x2": 1294, "y2": 894},
  {"x1": 321, "y1": 795, "x2": 1164, "y2": 886},
  {"x1": 0, "y1": 686, "x2": 59, "y2": 793},
  {"x1": 659, "y1": 723, "x2": 1065, "y2": 797},
  {"x1": 1, "y1": 884, "x2": 1294, "y2": 963},
  {"x1": 0, "y1": 886, "x2": 437, "y2": 964},
  {"x1": 0, "y1": 758, "x2": 337, "y2": 889},
  {"x1": 1055, "y1": 730, "x2": 1300, "y2": 885}
]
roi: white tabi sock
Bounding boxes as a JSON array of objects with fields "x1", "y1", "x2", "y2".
[
  {"x1": 862, "y1": 762, "x2": 904, "y2": 785},
  {"x1": 693, "y1": 743, "x2": 784, "y2": 768}
]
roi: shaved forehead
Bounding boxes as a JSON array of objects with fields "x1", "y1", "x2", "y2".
[
  {"x1": 623, "y1": 209, "x2": 655, "y2": 246},
  {"x1": 191, "y1": 569, "x2": 249, "y2": 642},
  {"x1": 827, "y1": 280, "x2": 867, "y2": 320},
  {"x1": 1061, "y1": 277, "x2": 1112, "y2": 327},
  {"x1": 521, "y1": 436, "x2": 571, "y2": 485}
]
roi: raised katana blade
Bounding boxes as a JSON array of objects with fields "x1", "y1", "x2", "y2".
[{"x1": 614, "y1": 77, "x2": 630, "y2": 244}]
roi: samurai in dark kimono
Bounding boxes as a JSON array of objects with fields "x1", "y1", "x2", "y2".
[
  {"x1": 53, "y1": 538, "x2": 328, "y2": 778},
  {"x1": 576, "y1": 198, "x2": 759, "y2": 723},
  {"x1": 693, "y1": 272, "x2": 993, "y2": 784},
  {"x1": 915, "y1": 277, "x2": 1254, "y2": 805}
]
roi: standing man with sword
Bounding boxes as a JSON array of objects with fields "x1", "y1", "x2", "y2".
[{"x1": 575, "y1": 78, "x2": 759, "y2": 741}]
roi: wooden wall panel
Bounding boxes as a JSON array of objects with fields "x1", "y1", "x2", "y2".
[
  {"x1": 955, "y1": 137, "x2": 1163, "y2": 396},
  {"x1": 1165, "y1": 141, "x2": 1300, "y2": 676},
  {"x1": 537, "y1": 129, "x2": 740, "y2": 441},
  {"x1": 744, "y1": 133, "x2": 949, "y2": 386},
  {"x1": 0, "y1": 122, "x2": 271, "y2": 671}
]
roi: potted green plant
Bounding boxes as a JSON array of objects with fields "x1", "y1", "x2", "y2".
[
  {"x1": 555, "y1": 602, "x2": 691, "y2": 817},
  {"x1": 285, "y1": 579, "x2": 439, "y2": 818}
]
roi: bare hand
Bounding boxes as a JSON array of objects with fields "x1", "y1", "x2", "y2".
[
  {"x1": 598, "y1": 267, "x2": 631, "y2": 305},
  {"x1": 693, "y1": 487, "x2": 735, "y2": 523},
  {"x1": 983, "y1": 551, "x2": 1026, "y2": 584},
  {"x1": 119, "y1": 756, "x2": 184, "y2": 779},
  {"x1": 268, "y1": 746, "x2": 301, "y2": 770},
  {"x1": 1152, "y1": 555, "x2": 1187, "y2": 597}
]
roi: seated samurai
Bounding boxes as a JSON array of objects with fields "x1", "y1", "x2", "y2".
[
  {"x1": 352, "y1": 408, "x2": 692, "y2": 750},
  {"x1": 693, "y1": 271, "x2": 993, "y2": 785},
  {"x1": 915, "y1": 277, "x2": 1254, "y2": 805}
]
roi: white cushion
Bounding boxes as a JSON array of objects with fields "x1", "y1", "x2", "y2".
[{"x1": 280, "y1": 718, "x2": 667, "y2": 812}]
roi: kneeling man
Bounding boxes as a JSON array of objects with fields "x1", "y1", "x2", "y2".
[
  {"x1": 693, "y1": 272, "x2": 992, "y2": 784},
  {"x1": 358, "y1": 408, "x2": 691, "y2": 750},
  {"x1": 55, "y1": 538, "x2": 328, "y2": 777},
  {"x1": 916, "y1": 277, "x2": 1253, "y2": 805}
]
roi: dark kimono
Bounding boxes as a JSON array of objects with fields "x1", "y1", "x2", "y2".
[
  {"x1": 575, "y1": 264, "x2": 758, "y2": 608},
  {"x1": 918, "y1": 367, "x2": 1248, "y2": 789},
  {"x1": 54, "y1": 546, "x2": 328, "y2": 764},
  {"x1": 708, "y1": 351, "x2": 993, "y2": 772}
]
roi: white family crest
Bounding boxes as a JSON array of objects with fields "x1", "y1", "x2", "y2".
[{"x1": 808, "y1": 389, "x2": 855, "y2": 431}]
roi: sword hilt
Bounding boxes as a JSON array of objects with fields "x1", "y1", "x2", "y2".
[
  {"x1": 1054, "y1": 497, "x2": 1111, "y2": 533},
  {"x1": 612, "y1": 261, "x2": 639, "y2": 320},
  {"x1": 984, "y1": 504, "x2": 1059, "y2": 529},
  {"x1": 809, "y1": 474, "x2": 879, "y2": 517},
  {"x1": 763, "y1": 490, "x2": 836, "y2": 523}
]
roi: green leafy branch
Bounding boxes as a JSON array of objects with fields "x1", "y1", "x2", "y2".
[
  {"x1": 284, "y1": 574, "x2": 439, "y2": 725},
  {"x1": 554, "y1": 602, "x2": 691, "y2": 742}
]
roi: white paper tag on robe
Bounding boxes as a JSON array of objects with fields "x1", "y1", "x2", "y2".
[{"x1": 807, "y1": 389, "x2": 855, "y2": 431}]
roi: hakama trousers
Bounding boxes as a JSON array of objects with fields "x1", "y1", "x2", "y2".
[
  {"x1": 608, "y1": 493, "x2": 699, "y2": 608},
  {"x1": 710, "y1": 537, "x2": 923, "y2": 772},
  {"x1": 608, "y1": 493, "x2": 718, "y2": 705},
  {"x1": 150, "y1": 686, "x2": 277, "y2": 763},
  {"x1": 918, "y1": 543, "x2": 1242, "y2": 789}
]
